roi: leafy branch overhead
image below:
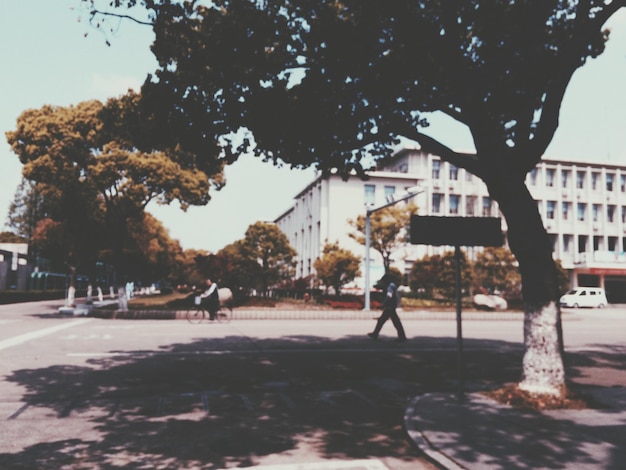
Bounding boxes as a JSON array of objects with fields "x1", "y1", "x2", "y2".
[
  {"x1": 84, "y1": 0, "x2": 622, "y2": 178},
  {"x1": 82, "y1": 0, "x2": 625, "y2": 396}
]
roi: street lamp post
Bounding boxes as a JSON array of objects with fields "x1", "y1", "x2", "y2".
[{"x1": 363, "y1": 186, "x2": 425, "y2": 311}]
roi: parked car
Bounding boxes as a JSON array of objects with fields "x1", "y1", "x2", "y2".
[{"x1": 559, "y1": 287, "x2": 608, "y2": 308}]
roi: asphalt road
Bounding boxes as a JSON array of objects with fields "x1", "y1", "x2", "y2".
[{"x1": 0, "y1": 301, "x2": 624, "y2": 469}]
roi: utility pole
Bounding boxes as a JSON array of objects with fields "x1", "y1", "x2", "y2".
[{"x1": 363, "y1": 186, "x2": 425, "y2": 311}]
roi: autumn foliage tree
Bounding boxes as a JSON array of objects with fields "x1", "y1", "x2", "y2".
[
  {"x1": 6, "y1": 93, "x2": 214, "y2": 284},
  {"x1": 84, "y1": 0, "x2": 626, "y2": 396},
  {"x1": 348, "y1": 202, "x2": 417, "y2": 273},
  {"x1": 313, "y1": 241, "x2": 361, "y2": 295}
]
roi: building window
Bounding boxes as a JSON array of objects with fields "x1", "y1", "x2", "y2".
[
  {"x1": 547, "y1": 201, "x2": 556, "y2": 220},
  {"x1": 576, "y1": 171, "x2": 585, "y2": 189},
  {"x1": 546, "y1": 168, "x2": 556, "y2": 187},
  {"x1": 563, "y1": 234, "x2": 571, "y2": 253},
  {"x1": 577, "y1": 203, "x2": 586, "y2": 221},
  {"x1": 609, "y1": 236, "x2": 618, "y2": 252},
  {"x1": 578, "y1": 235, "x2": 587, "y2": 253},
  {"x1": 449, "y1": 195, "x2": 460, "y2": 214},
  {"x1": 384, "y1": 185, "x2": 396, "y2": 203},
  {"x1": 593, "y1": 236, "x2": 602, "y2": 251},
  {"x1": 561, "y1": 170, "x2": 570, "y2": 189},
  {"x1": 621, "y1": 175, "x2": 626, "y2": 192},
  {"x1": 562, "y1": 201, "x2": 570, "y2": 220},
  {"x1": 623, "y1": 206, "x2": 626, "y2": 224},
  {"x1": 465, "y1": 171, "x2": 473, "y2": 182},
  {"x1": 606, "y1": 173, "x2": 615, "y2": 192},
  {"x1": 432, "y1": 160, "x2": 441, "y2": 179},
  {"x1": 592, "y1": 172, "x2": 600, "y2": 190},
  {"x1": 592, "y1": 204, "x2": 600, "y2": 222},
  {"x1": 546, "y1": 234, "x2": 556, "y2": 252},
  {"x1": 607, "y1": 205, "x2": 616, "y2": 223},
  {"x1": 449, "y1": 165, "x2": 458, "y2": 181},
  {"x1": 529, "y1": 168, "x2": 538, "y2": 186},
  {"x1": 466, "y1": 196, "x2": 475, "y2": 216},
  {"x1": 432, "y1": 193, "x2": 442, "y2": 213},
  {"x1": 482, "y1": 197, "x2": 492, "y2": 217},
  {"x1": 364, "y1": 184, "x2": 375, "y2": 205}
]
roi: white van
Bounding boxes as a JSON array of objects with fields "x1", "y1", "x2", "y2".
[{"x1": 559, "y1": 287, "x2": 608, "y2": 308}]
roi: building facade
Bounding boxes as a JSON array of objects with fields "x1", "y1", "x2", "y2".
[
  {"x1": 274, "y1": 146, "x2": 626, "y2": 302},
  {"x1": 0, "y1": 243, "x2": 30, "y2": 290}
]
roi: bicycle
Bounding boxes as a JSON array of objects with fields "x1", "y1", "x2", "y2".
[{"x1": 186, "y1": 296, "x2": 232, "y2": 324}]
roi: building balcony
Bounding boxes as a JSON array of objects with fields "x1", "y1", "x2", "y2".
[{"x1": 574, "y1": 251, "x2": 626, "y2": 275}]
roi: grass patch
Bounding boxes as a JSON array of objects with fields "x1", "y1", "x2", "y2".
[{"x1": 125, "y1": 292, "x2": 191, "y2": 309}]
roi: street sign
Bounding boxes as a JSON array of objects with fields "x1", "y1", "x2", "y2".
[
  {"x1": 410, "y1": 216, "x2": 503, "y2": 247},
  {"x1": 409, "y1": 215, "x2": 504, "y2": 398}
]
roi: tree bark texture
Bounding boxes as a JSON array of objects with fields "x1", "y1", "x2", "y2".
[{"x1": 486, "y1": 171, "x2": 565, "y2": 395}]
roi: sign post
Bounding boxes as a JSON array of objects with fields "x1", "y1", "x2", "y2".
[{"x1": 410, "y1": 216, "x2": 504, "y2": 399}]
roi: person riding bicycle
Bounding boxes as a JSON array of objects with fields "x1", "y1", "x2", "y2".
[{"x1": 200, "y1": 278, "x2": 220, "y2": 320}]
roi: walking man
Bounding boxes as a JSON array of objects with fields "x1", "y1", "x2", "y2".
[{"x1": 367, "y1": 274, "x2": 407, "y2": 342}]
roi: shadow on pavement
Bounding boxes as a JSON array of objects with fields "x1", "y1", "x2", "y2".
[{"x1": 1, "y1": 335, "x2": 624, "y2": 469}]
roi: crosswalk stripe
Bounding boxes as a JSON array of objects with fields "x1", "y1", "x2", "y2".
[{"x1": 0, "y1": 319, "x2": 92, "y2": 351}]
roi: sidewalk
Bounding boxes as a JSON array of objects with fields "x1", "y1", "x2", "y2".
[{"x1": 404, "y1": 386, "x2": 626, "y2": 469}]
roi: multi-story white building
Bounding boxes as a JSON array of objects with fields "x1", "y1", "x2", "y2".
[{"x1": 274, "y1": 146, "x2": 626, "y2": 302}]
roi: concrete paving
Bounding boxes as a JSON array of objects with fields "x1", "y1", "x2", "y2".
[{"x1": 61, "y1": 302, "x2": 626, "y2": 469}]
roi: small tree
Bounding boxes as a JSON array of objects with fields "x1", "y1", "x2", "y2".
[
  {"x1": 349, "y1": 202, "x2": 417, "y2": 273},
  {"x1": 313, "y1": 241, "x2": 361, "y2": 295},
  {"x1": 473, "y1": 247, "x2": 522, "y2": 299},
  {"x1": 410, "y1": 250, "x2": 474, "y2": 299},
  {"x1": 5, "y1": 179, "x2": 46, "y2": 242},
  {"x1": 240, "y1": 222, "x2": 297, "y2": 295}
]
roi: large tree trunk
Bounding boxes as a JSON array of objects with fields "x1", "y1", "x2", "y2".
[{"x1": 487, "y1": 174, "x2": 565, "y2": 396}]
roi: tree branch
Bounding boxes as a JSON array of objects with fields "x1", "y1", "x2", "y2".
[
  {"x1": 89, "y1": 9, "x2": 154, "y2": 27},
  {"x1": 529, "y1": 2, "x2": 624, "y2": 159},
  {"x1": 399, "y1": 127, "x2": 485, "y2": 178}
]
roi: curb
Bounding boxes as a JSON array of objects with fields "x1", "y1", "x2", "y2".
[
  {"x1": 90, "y1": 309, "x2": 527, "y2": 321},
  {"x1": 404, "y1": 395, "x2": 467, "y2": 470}
]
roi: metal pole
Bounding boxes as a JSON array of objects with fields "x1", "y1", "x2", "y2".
[
  {"x1": 362, "y1": 187, "x2": 425, "y2": 312},
  {"x1": 364, "y1": 209, "x2": 371, "y2": 311},
  {"x1": 455, "y1": 245, "x2": 465, "y2": 399}
]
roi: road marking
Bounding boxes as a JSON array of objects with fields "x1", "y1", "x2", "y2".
[{"x1": 0, "y1": 319, "x2": 93, "y2": 351}]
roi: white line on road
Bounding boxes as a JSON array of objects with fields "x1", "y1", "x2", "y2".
[{"x1": 0, "y1": 319, "x2": 93, "y2": 351}]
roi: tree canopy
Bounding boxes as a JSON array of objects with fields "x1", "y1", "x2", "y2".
[
  {"x1": 410, "y1": 250, "x2": 473, "y2": 300},
  {"x1": 84, "y1": 0, "x2": 626, "y2": 396},
  {"x1": 313, "y1": 241, "x2": 361, "y2": 294},
  {"x1": 5, "y1": 93, "x2": 213, "y2": 281},
  {"x1": 349, "y1": 202, "x2": 417, "y2": 272}
]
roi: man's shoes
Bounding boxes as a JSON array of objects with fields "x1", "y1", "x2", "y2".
[
  {"x1": 209, "y1": 316, "x2": 216, "y2": 321},
  {"x1": 367, "y1": 332, "x2": 378, "y2": 339}
]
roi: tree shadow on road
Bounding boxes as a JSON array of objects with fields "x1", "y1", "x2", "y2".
[{"x1": 1, "y1": 334, "x2": 624, "y2": 469}]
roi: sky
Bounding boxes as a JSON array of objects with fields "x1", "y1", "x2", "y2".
[{"x1": 1, "y1": 2, "x2": 625, "y2": 253}]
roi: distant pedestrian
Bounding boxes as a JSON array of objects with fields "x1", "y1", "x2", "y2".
[{"x1": 367, "y1": 274, "x2": 407, "y2": 342}]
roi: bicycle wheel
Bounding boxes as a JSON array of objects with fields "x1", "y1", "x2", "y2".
[
  {"x1": 187, "y1": 307, "x2": 207, "y2": 324},
  {"x1": 216, "y1": 306, "x2": 232, "y2": 323}
]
